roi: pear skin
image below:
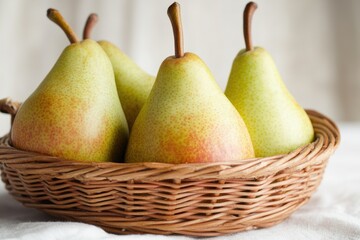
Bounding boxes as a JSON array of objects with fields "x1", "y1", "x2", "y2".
[
  {"x1": 98, "y1": 41, "x2": 155, "y2": 129},
  {"x1": 11, "y1": 10, "x2": 129, "y2": 162},
  {"x1": 225, "y1": 48, "x2": 314, "y2": 157},
  {"x1": 125, "y1": 53, "x2": 254, "y2": 163},
  {"x1": 225, "y1": 2, "x2": 314, "y2": 157}
]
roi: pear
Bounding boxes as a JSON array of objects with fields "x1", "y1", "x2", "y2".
[
  {"x1": 125, "y1": 2, "x2": 254, "y2": 164},
  {"x1": 83, "y1": 14, "x2": 155, "y2": 129},
  {"x1": 225, "y1": 2, "x2": 314, "y2": 157},
  {"x1": 11, "y1": 9, "x2": 129, "y2": 162}
]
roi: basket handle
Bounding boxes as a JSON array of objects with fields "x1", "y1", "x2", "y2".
[{"x1": 0, "y1": 98, "x2": 21, "y2": 126}]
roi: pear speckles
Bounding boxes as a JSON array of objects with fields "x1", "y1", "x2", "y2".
[
  {"x1": 225, "y1": 3, "x2": 314, "y2": 157},
  {"x1": 125, "y1": 1, "x2": 254, "y2": 163},
  {"x1": 225, "y1": 48, "x2": 314, "y2": 157},
  {"x1": 11, "y1": 36, "x2": 129, "y2": 162},
  {"x1": 125, "y1": 53, "x2": 254, "y2": 164}
]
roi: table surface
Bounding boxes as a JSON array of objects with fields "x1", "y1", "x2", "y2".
[{"x1": 0, "y1": 123, "x2": 359, "y2": 240}]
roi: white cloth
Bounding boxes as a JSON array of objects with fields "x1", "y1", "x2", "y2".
[{"x1": 0, "y1": 123, "x2": 359, "y2": 240}]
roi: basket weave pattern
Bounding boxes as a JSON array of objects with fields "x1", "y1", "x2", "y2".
[{"x1": 0, "y1": 102, "x2": 340, "y2": 236}]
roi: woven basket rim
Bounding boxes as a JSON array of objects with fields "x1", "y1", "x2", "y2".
[{"x1": 0, "y1": 109, "x2": 340, "y2": 181}]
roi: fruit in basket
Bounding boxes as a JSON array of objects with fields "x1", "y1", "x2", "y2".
[
  {"x1": 11, "y1": 9, "x2": 129, "y2": 162},
  {"x1": 125, "y1": 2, "x2": 254, "y2": 164},
  {"x1": 83, "y1": 13, "x2": 155, "y2": 129},
  {"x1": 225, "y1": 2, "x2": 314, "y2": 157}
]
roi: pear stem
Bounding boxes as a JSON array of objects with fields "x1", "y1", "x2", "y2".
[
  {"x1": 47, "y1": 8, "x2": 79, "y2": 44},
  {"x1": 243, "y1": 2, "x2": 258, "y2": 51},
  {"x1": 83, "y1": 13, "x2": 98, "y2": 39},
  {"x1": 167, "y1": 2, "x2": 184, "y2": 58}
]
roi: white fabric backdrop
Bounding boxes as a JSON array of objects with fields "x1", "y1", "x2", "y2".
[{"x1": 1, "y1": 0, "x2": 360, "y2": 136}]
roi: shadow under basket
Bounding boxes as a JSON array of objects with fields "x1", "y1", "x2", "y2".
[{"x1": 0, "y1": 98, "x2": 340, "y2": 237}]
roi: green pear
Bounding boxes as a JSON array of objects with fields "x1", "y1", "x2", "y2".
[
  {"x1": 83, "y1": 14, "x2": 155, "y2": 129},
  {"x1": 225, "y1": 2, "x2": 314, "y2": 157},
  {"x1": 125, "y1": 2, "x2": 254, "y2": 164},
  {"x1": 99, "y1": 41, "x2": 155, "y2": 129},
  {"x1": 11, "y1": 9, "x2": 129, "y2": 162}
]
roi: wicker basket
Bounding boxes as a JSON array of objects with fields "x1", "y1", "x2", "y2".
[{"x1": 0, "y1": 98, "x2": 340, "y2": 237}]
